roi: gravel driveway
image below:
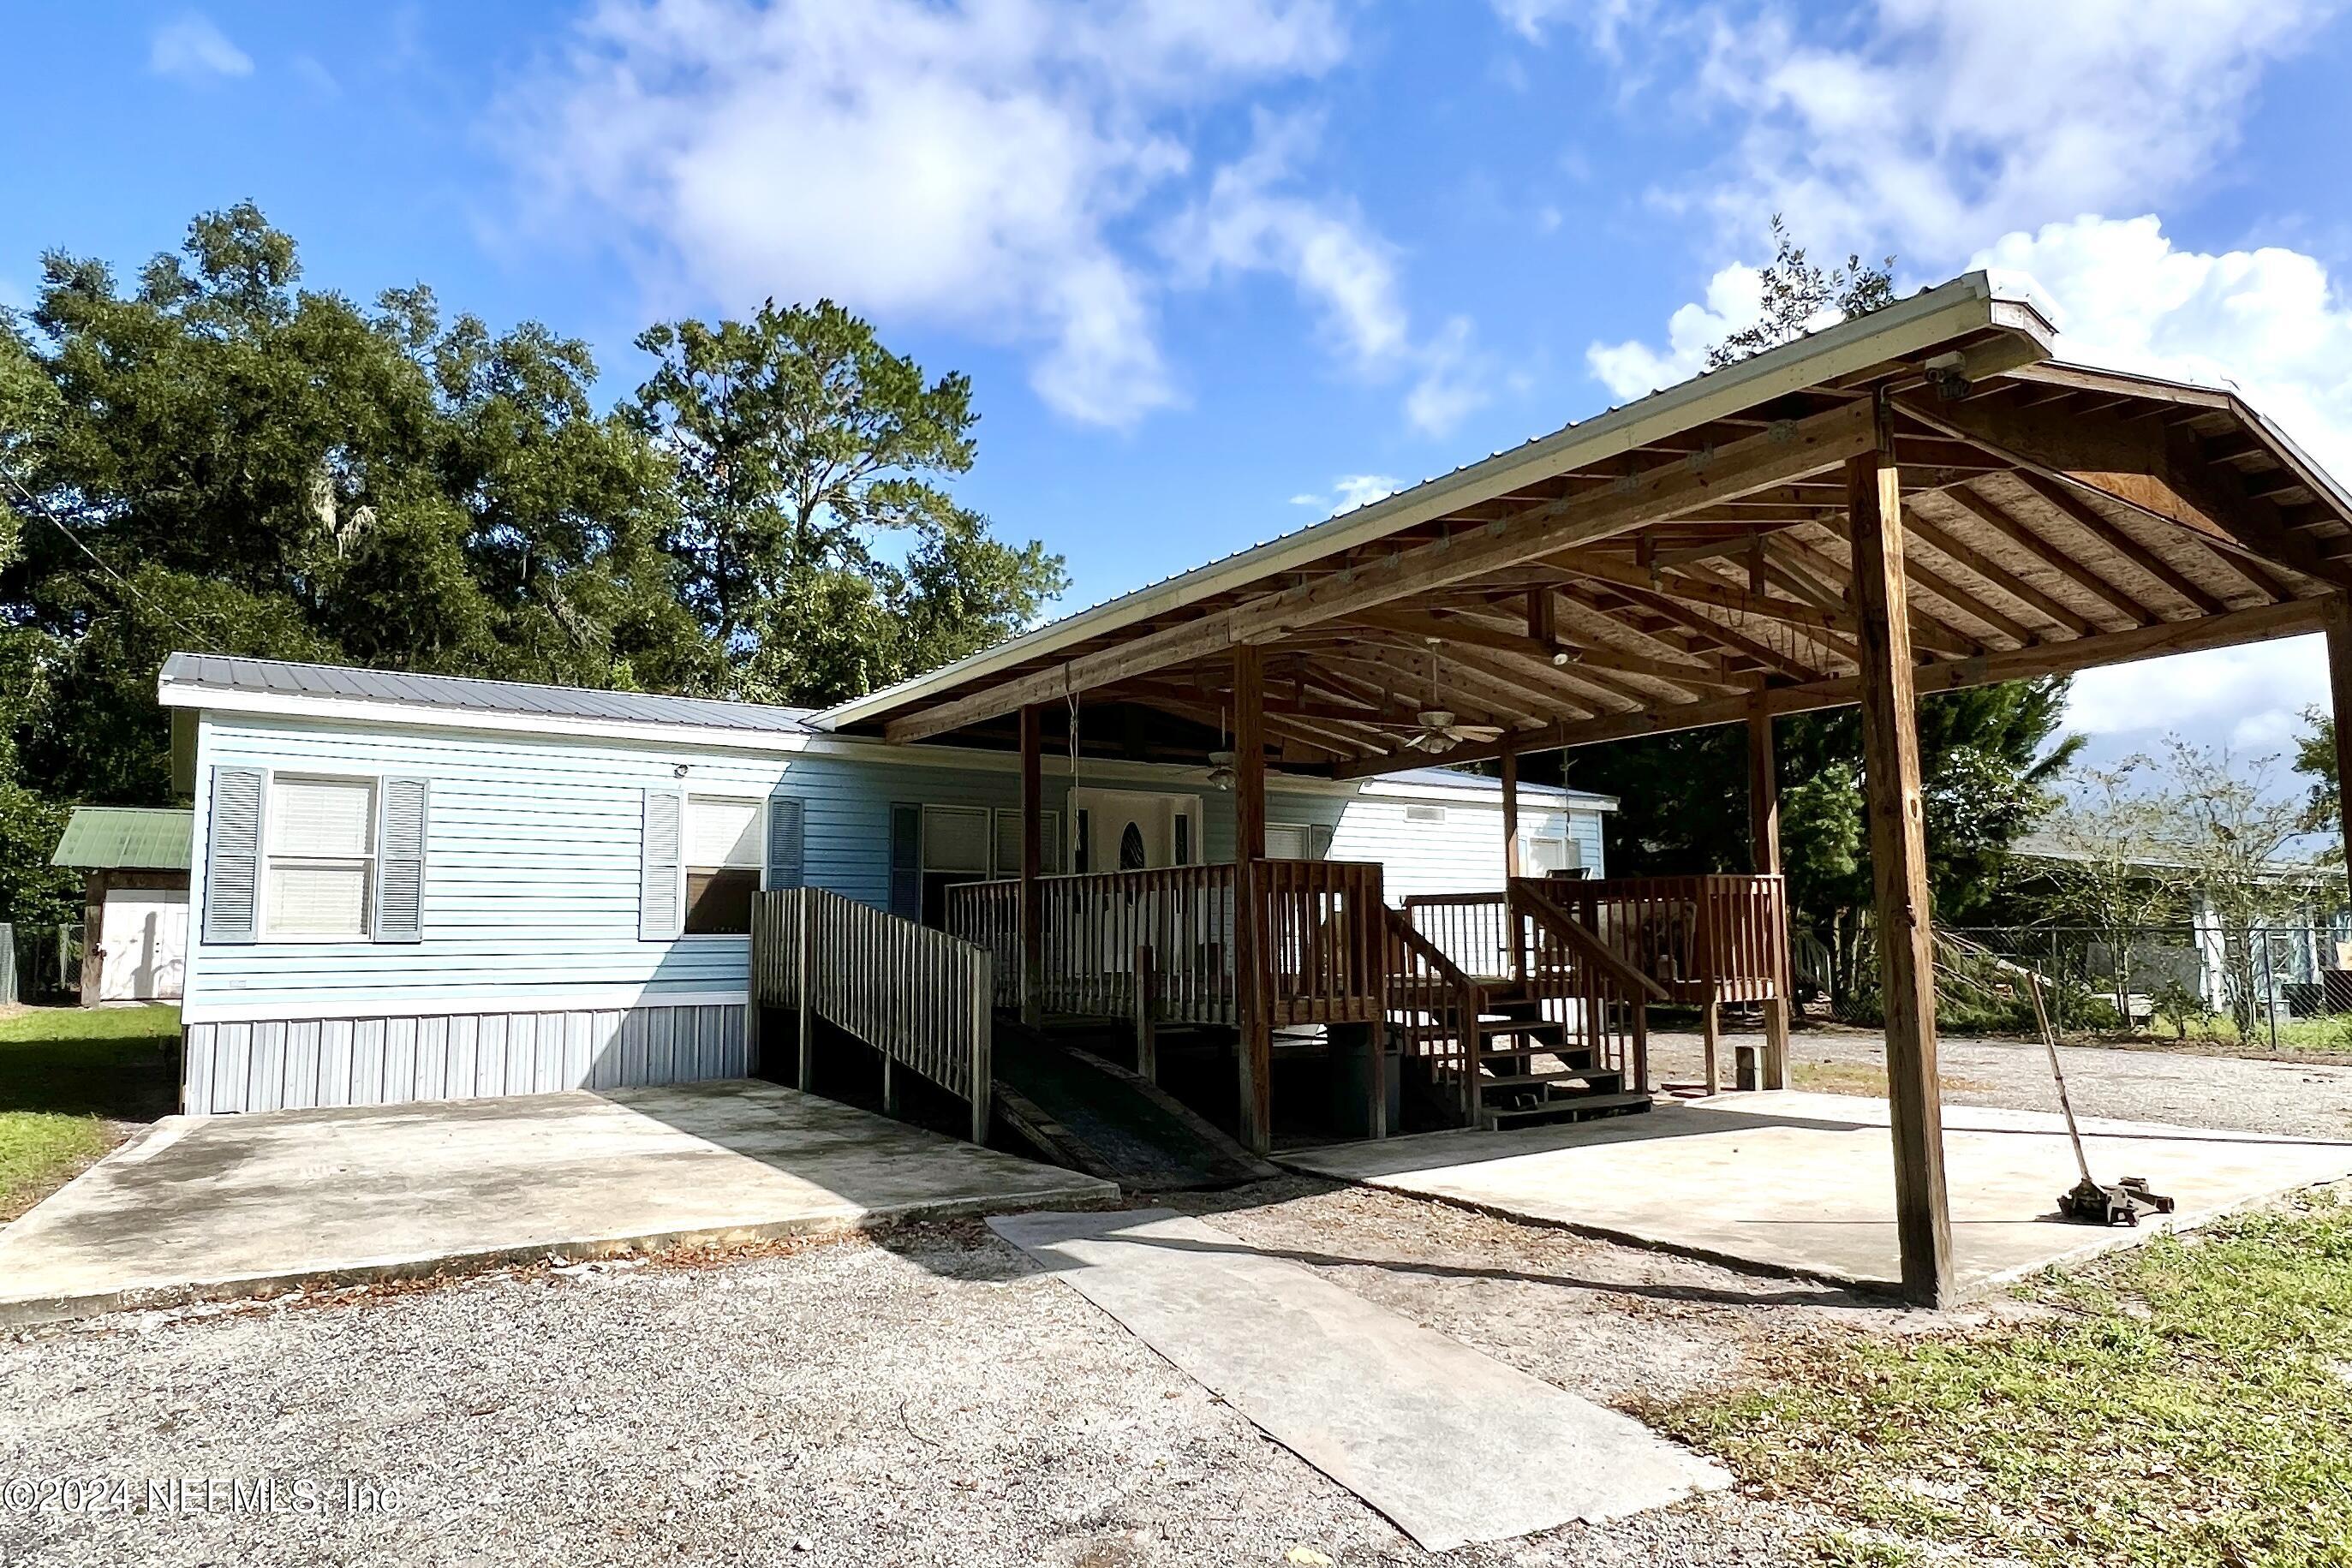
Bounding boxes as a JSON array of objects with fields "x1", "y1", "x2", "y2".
[
  {"x1": 1649, "y1": 1022, "x2": 2352, "y2": 1141},
  {"x1": 0, "y1": 1188, "x2": 1890, "y2": 1568}
]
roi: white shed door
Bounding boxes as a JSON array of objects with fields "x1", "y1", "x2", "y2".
[{"x1": 99, "y1": 889, "x2": 188, "y2": 1001}]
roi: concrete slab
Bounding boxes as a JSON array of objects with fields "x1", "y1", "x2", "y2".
[
  {"x1": 989, "y1": 1207, "x2": 1729, "y2": 1552},
  {"x1": 0, "y1": 1081, "x2": 1115, "y2": 1326},
  {"x1": 1283, "y1": 1090, "x2": 2352, "y2": 1296}
]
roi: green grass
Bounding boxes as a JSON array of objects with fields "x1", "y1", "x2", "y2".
[
  {"x1": 0, "y1": 1005, "x2": 181, "y2": 1218},
  {"x1": 1663, "y1": 1196, "x2": 2352, "y2": 1566}
]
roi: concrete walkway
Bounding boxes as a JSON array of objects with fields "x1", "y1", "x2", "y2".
[
  {"x1": 1285, "y1": 1090, "x2": 2352, "y2": 1297},
  {"x1": 0, "y1": 1081, "x2": 1114, "y2": 1326},
  {"x1": 991, "y1": 1207, "x2": 1728, "y2": 1551}
]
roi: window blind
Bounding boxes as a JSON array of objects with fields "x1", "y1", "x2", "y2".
[{"x1": 687, "y1": 796, "x2": 761, "y2": 868}]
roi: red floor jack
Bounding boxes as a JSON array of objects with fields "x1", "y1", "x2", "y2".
[{"x1": 2026, "y1": 973, "x2": 2176, "y2": 1227}]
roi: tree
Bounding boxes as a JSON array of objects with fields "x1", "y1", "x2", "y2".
[
  {"x1": 2146, "y1": 737, "x2": 2319, "y2": 1038},
  {"x1": 2294, "y1": 705, "x2": 2340, "y2": 840},
  {"x1": 2030, "y1": 758, "x2": 2197, "y2": 1018},
  {"x1": 631, "y1": 300, "x2": 1066, "y2": 706},
  {"x1": 1705, "y1": 217, "x2": 1897, "y2": 369}
]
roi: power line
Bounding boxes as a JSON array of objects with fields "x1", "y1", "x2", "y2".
[{"x1": 1, "y1": 470, "x2": 214, "y2": 647}]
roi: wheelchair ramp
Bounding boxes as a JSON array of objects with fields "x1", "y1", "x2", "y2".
[{"x1": 991, "y1": 1023, "x2": 1278, "y2": 1191}]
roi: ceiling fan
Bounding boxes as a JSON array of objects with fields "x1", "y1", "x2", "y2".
[{"x1": 1385, "y1": 641, "x2": 1505, "y2": 755}]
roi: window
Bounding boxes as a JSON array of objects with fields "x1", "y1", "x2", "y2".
[
  {"x1": 922, "y1": 805, "x2": 993, "y2": 873},
  {"x1": 1525, "y1": 819, "x2": 1582, "y2": 876},
  {"x1": 1264, "y1": 822, "x2": 1313, "y2": 861},
  {"x1": 266, "y1": 776, "x2": 376, "y2": 939},
  {"x1": 684, "y1": 796, "x2": 761, "y2": 935},
  {"x1": 1405, "y1": 803, "x2": 1448, "y2": 824},
  {"x1": 990, "y1": 809, "x2": 1063, "y2": 876}
]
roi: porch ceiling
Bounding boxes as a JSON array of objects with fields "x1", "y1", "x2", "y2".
[{"x1": 821, "y1": 274, "x2": 2352, "y2": 778}]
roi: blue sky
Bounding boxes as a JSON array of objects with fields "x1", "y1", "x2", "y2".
[{"x1": 9, "y1": 1, "x2": 2352, "y2": 770}]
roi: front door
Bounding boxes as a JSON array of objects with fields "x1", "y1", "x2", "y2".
[{"x1": 1072, "y1": 789, "x2": 1198, "y2": 874}]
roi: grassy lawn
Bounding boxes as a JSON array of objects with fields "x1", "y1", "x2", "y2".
[
  {"x1": 1663, "y1": 1195, "x2": 2352, "y2": 1566},
  {"x1": 0, "y1": 1005, "x2": 181, "y2": 1219}
]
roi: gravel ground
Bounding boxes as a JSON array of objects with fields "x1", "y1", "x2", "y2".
[
  {"x1": 0, "y1": 1185, "x2": 1914, "y2": 1568},
  {"x1": 1648, "y1": 1021, "x2": 2352, "y2": 1140}
]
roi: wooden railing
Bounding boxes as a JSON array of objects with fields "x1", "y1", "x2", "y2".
[
  {"x1": 752, "y1": 887, "x2": 994, "y2": 1142},
  {"x1": 945, "y1": 859, "x2": 1386, "y2": 1030},
  {"x1": 1399, "y1": 890, "x2": 1516, "y2": 981},
  {"x1": 1384, "y1": 909, "x2": 1487, "y2": 1124},
  {"x1": 1543, "y1": 873, "x2": 1790, "y2": 1007},
  {"x1": 1509, "y1": 879, "x2": 1664, "y2": 1095}
]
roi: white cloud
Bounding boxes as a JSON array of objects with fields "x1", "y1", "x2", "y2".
[
  {"x1": 1290, "y1": 473, "x2": 1401, "y2": 513},
  {"x1": 1973, "y1": 216, "x2": 2352, "y2": 478},
  {"x1": 149, "y1": 14, "x2": 254, "y2": 81},
  {"x1": 2064, "y1": 635, "x2": 2329, "y2": 754},
  {"x1": 1491, "y1": 0, "x2": 1648, "y2": 51},
  {"x1": 1585, "y1": 261, "x2": 1759, "y2": 401},
  {"x1": 1690, "y1": 0, "x2": 2332, "y2": 261},
  {"x1": 500, "y1": 0, "x2": 1483, "y2": 430},
  {"x1": 1161, "y1": 113, "x2": 1491, "y2": 434}
]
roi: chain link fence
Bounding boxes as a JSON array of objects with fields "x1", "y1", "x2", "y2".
[
  {"x1": 3, "y1": 921, "x2": 82, "y2": 1005},
  {"x1": 1939, "y1": 923, "x2": 2352, "y2": 1052}
]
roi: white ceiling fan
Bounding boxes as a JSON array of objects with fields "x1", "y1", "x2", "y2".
[{"x1": 1382, "y1": 641, "x2": 1505, "y2": 755}]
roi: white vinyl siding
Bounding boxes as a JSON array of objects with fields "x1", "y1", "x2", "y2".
[{"x1": 266, "y1": 776, "x2": 376, "y2": 939}]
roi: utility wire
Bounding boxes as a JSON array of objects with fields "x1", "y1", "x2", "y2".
[{"x1": 2, "y1": 469, "x2": 215, "y2": 648}]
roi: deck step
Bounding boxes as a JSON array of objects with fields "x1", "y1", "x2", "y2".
[
  {"x1": 1479, "y1": 1069, "x2": 1621, "y2": 1092},
  {"x1": 1481, "y1": 1090, "x2": 1652, "y2": 1129}
]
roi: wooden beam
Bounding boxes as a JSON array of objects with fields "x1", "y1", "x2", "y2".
[
  {"x1": 1848, "y1": 402, "x2": 1955, "y2": 1309},
  {"x1": 1943, "y1": 486, "x2": 2150, "y2": 628},
  {"x1": 2009, "y1": 471, "x2": 2229, "y2": 617},
  {"x1": 2328, "y1": 597, "x2": 2352, "y2": 917},
  {"x1": 1233, "y1": 643, "x2": 1271, "y2": 1156},
  {"x1": 1019, "y1": 704, "x2": 1043, "y2": 1025},
  {"x1": 1904, "y1": 507, "x2": 2099, "y2": 638},
  {"x1": 883, "y1": 400, "x2": 1880, "y2": 742},
  {"x1": 1501, "y1": 744, "x2": 1521, "y2": 879},
  {"x1": 1748, "y1": 558, "x2": 1791, "y2": 1092},
  {"x1": 1895, "y1": 394, "x2": 2352, "y2": 593}
]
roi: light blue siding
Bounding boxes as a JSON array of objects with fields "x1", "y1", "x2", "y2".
[{"x1": 185, "y1": 712, "x2": 1609, "y2": 1021}]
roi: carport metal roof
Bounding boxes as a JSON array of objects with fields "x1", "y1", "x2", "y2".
[{"x1": 817, "y1": 271, "x2": 2352, "y2": 776}]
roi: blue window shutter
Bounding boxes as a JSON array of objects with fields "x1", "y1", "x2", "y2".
[
  {"x1": 767, "y1": 795, "x2": 806, "y2": 890},
  {"x1": 203, "y1": 766, "x2": 266, "y2": 944},
  {"x1": 374, "y1": 778, "x2": 429, "y2": 943},
  {"x1": 888, "y1": 803, "x2": 922, "y2": 920},
  {"x1": 640, "y1": 790, "x2": 684, "y2": 939}
]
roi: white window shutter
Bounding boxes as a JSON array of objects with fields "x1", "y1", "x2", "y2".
[
  {"x1": 640, "y1": 789, "x2": 684, "y2": 939},
  {"x1": 203, "y1": 766, "x2": 266, "y2": 944},
  {"x1": 374, "y1": 778, "x2": 428, "y2": 943},
  {"x1": 767, "y1": 795, "x2": 805, "y2": 889}
]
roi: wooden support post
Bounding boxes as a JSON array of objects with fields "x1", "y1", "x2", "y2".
[
  {"x1": 1848, "y1": 396, "x2": 1956, "y2": 1309},
  {"x1": 1501, "y1": 743, "x2": 1522, "y2": 879},
  {"x1": 881, "y1": 1056, "x2": 900, "y2": 1117},
  {"x1": 1748, "y1": 701, "x2": 1792, "y2": 1091},
  {"x1": 1701, "y1": 999, "x2": 1721, "y2": 1095},
  {"x1": 1233, "y1": 642, "x2": 1272, "y2": 1155},
  {"x1": 1019, "y1": 703, "x2": 1044, "y2": 1025},
  {"x1": 1132, "y1": 943, "x2": 1158, "y2": 1082},
  {"x1": 796, "y1": 897, "x2": 816, "y2": 1092},
  {"x1": 2325, "y1": 597, "x2": 2352, "y2": 918}
]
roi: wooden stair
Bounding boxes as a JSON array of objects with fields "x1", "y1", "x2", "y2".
[{"x1": 1458, "y1": 989, "x2": 1651, "y2": 1130}]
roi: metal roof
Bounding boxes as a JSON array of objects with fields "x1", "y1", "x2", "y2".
[
  {"x1": 815, "y1": 270, "x2": 2059, "y2": 731},
  {"x1": 52, "y1": 807, "x2": 193, "y2": 872},
  {"x1": 158, "y1": 654, "x2": 821, "y2": 736}
]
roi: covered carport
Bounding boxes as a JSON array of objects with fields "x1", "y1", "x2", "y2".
[{"x1": 819, "y1": 271, "x2": 2352, "y2": 1306}]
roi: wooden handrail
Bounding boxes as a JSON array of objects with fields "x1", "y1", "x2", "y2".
[
  {"x1": 753, "y1": 888, "x2": 994, "y2": 1142},
  {"x1": 1386, "y1": 907, "x2": 1487, "y2": 1003},
  {"x1": 1510, "y1": 880, "x2": 1671, "y2": 1001}
]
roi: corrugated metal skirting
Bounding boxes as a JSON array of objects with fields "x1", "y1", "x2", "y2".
[{"x1": 181, "y1": 1003, "x2": 749, "y2": 1115}]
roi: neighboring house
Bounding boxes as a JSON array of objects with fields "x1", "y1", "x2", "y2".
[
  {"x1": 158, "y1": 654, "x2": 1611, "y2": 1115},
  {"x1": 2008, "y1": 831, "x2": 2352, "y2": 1020},
  {"x1": 51, "y1": 807, "x2": 194, "y2": 1005}
]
